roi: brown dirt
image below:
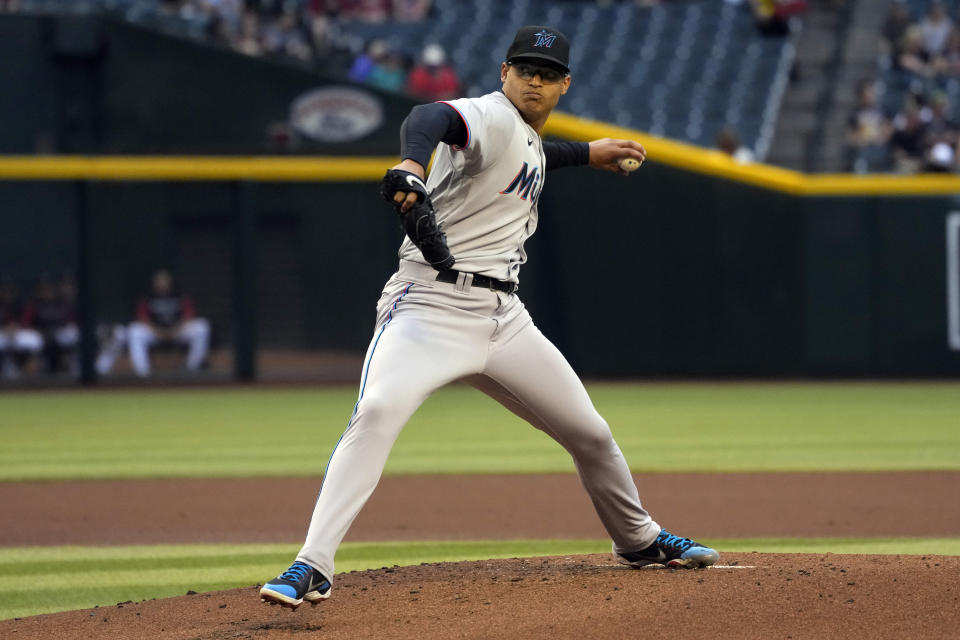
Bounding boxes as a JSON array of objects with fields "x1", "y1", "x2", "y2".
[
  {"x1": 4, "y1": 553, "x2": 959, "y2": 640},
  {"x1": 2, "y1": 472, "x2": 959, "y2": 639},
  {"x1": 2, "y1": 472, "x2": 958, "y2": 546}
]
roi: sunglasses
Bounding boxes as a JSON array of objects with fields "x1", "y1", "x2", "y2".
[{"x1": 509, "y1": 62, "x2": 568, "y2": 84}]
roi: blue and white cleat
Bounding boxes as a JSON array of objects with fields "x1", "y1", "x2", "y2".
[
  {"x1": 259, "y1": 561, "x2": 331, "y2": 609},
  {"x1": 615, "y1": 529, "x2": 719, "y2": 569}
]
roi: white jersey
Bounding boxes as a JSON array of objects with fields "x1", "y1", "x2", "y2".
[{"x1": 397, "y1": 91, "x2": 546, "y2": 284}]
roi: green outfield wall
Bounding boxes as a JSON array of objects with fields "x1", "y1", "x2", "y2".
[
  {"x1": 2, "y1": 165, "x2": 957, "y2": 378},
  {"x1": 535, "y1": 162, "x2": 960, "y2": 376}
]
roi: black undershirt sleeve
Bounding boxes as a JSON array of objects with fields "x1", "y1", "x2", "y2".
[
  {"x1": 543, "y1": 141, "x2": 591, "y2": 171},
  {"x1": 400, "y1": 103, "x2": 468, "y2": 168}
]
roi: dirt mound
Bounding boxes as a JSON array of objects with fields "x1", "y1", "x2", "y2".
[{"x1": 4, "y1": 553, "x2": 958, "y2": 639}]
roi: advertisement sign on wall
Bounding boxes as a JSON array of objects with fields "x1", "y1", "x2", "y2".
[{"x1": 290, "y1": 87, "x2": 385, "y2": 143}]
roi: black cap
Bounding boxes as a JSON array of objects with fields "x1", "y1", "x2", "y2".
[{"x1": 505, "y1": 25, "x2": 570, "y2": 73}]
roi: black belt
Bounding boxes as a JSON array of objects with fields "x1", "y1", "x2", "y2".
[{"x1": 435, "y1": 269, "x2": 517, "y2": 294}]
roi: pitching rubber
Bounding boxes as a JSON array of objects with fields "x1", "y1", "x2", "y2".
[{"x1": 665, "y1": 556, "x2": 716, "y2": 569}]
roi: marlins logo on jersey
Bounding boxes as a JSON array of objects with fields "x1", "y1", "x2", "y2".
[{"x1": 500, "y1": 162, "x2": 541, "y2": 202}]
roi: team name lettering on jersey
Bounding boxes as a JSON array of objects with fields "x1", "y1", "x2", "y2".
[{"x1": 499, "y1": 162, "x2": 541, "y2": 202}]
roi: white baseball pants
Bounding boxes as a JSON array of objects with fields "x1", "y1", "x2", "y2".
[
  {"x1": 7, "y1": 325, "x2": 78, "y2": 353},
  {"x1": 0, "y1": 326, "x2": 79, "y2": 376},
  {"x1": 297, "y1": 260, "x2": 660, "y2": 580},
  {"x1": 95, "y1": 324, "x2": 128, "y2": 375},
  {"x1": 127, "y1": 318, "x2": 210, "y2": 376}
]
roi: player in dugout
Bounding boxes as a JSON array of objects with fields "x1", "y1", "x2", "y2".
[
  {"x1": 259, "y1": 25, "x2": 719, "y2": 609},
  {"x1": 126, "y1": 269, "x2": 210, "y2": 377},
  {"x1": 18, "y1": 274, "x2": 79, "y2": 375}
]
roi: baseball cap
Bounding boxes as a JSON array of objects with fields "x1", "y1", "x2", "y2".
[{"x1": 505, "y1": 26, "x2": 570, "y2": 73}]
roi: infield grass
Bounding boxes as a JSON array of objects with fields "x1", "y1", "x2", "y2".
[
  {"x1": 1, "y1": 382, "x2": 959, "y2": 480},
  {"x1": 2, "y1": 538, "x2": 959, "y2": 620}
]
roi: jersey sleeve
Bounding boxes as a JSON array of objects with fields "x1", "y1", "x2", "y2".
[
  {"x1": 399, "y1": 103, "x2": 468, "y2": 169},
  {"x1": 438, "y1": 97, "x2": 517, "y2": 174},
  {"x1": 543, "y1": 141, "x2": 590, "y2": 170}
]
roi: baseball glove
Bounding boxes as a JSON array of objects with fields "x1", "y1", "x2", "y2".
[{"x1": 380, "y1": 169, "x2": 456, "y2": 271}]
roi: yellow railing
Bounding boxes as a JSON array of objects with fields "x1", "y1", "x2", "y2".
[
  {"x1": 0, "y1": 156, "x2": 397, "y2": 182},
  {"x1": 1, "y1": 112, "x2": 958, "y2": 196},
  {"x1": 544, "y1": 112, "x2": 960, "y2": 197}
]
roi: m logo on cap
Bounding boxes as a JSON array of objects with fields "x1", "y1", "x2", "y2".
[
  {"x1": 533, "y1": 30, "x2": 557, "y2": 48},
  {"x1": 506, "y1": 25, "x2": 570, "y2": 72}
]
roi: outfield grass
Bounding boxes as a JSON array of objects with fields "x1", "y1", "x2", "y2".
[
  {"x1": 1, "y1": 383, "x2": 959, "y2": 480},
  {"x1": 2, "y1": 538, "x2": 959, "y2": 621}
]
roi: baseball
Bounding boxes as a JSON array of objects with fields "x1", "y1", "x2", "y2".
[{"x1": 618, "y1": 157, "x2": 642, "y2": 172}]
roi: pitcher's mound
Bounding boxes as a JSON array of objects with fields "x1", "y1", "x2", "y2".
[{"x1": 4, "y1": 553, "x2": 959, "y2": 639}]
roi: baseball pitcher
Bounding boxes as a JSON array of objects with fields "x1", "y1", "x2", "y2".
[{"x1": 260, "y1": 25, "x2": 718, "y2": 609}]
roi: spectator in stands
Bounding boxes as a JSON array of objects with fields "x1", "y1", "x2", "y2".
[
  {"x1": 889, "y1": 99, "x2": 929, "y2": 174},
  {"x1": 405, "y1": 44, "x2": 460, "y2": 102},
  {"x1": 918, "y1": 1, "x2": 954, "y2": 58},
  {"x1": 18, "y1": 275, "x2": 79, "y2": 375},
  {"x1": 176, "y1": 0, "x2": 210, "y2": 23},
  {"x1": 918, "y1": 92, "x2": 959, "y2": 173},
  {"x1": 366, "y1": 50, "x2": 408, "y2": 92},
  {"x1": 234, "y1": 9, "x2": 264, "y2": 56},
  {"x1": 934, "y1": 27, "x2": 960, "y2": 77},
  {"x1": 262, "y1": 8, "x2": 312, "y2": 60},
  {"x1": 715, "y1": 128, "x2": 756, "y2": 164},
  {"x1": 896, "y1": 26, "x2": 935, "y2": 78},
  {"x1": 393, "y1": 0, "x2": 431, "y2": 22},
  {"x1": 845, "y1": 78, "x2": 892, "y2": 173},
  {"x1": 0, "y1": 0, "x2": 20, "y2": 13},
  {"x1": 305, "y1": 9, "x2": 334, "y2": 58},
  {"x1": 749, "y1": 0, "x2": 807, "y2": 36},
  {"x1": 207, "y1": 0, "x2": 243, "y2": 25},
  {"x1": 203, "y1": 0, "x2": 243, "y2": 30},
  {"x1": 882, "y1": 1, "x2": 912, "y2": 59},
  {"x1": 127, "y1": 269, "x2": 211, "y2": 377},
  {"x1": 923, "y1": 140, "x2": 956, "y2": 172},
  {"x1": 925, "y1": 92, "x2": 958, "y2": 142},
  {"x1": 349, "y1": 39, "x2": 389, "y2": 83}
]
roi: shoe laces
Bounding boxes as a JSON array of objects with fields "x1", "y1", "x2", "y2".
[
  {"x1": 656, "y1": 530, "x2": 697, "y2": 553},
  {"x1": 280, "y1": 561, "x2": 313, "y2": 582}
]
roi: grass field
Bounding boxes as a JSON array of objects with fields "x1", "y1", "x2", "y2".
[
  {"x1": 3, "y1": 538, "x2": 960, "y2": 621},
  {"x1": 1, "y1": 382, "x2": 959, "y2": 480},
  {"x1": 2, "y1": 381, "x2": 959, "y2": 621}
]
